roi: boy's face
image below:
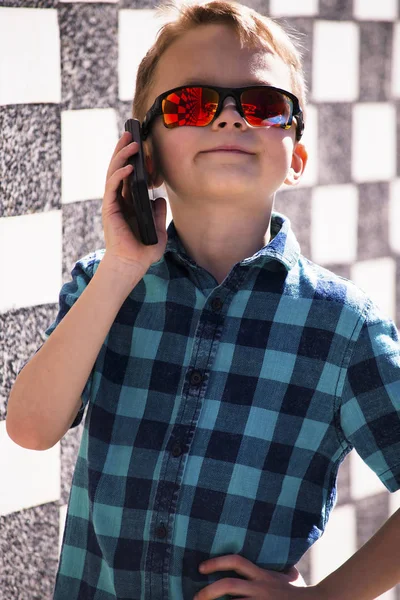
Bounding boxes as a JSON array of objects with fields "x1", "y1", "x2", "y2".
[{"x1": 145, "y1": 24, "x2": 304, "y2": 208}]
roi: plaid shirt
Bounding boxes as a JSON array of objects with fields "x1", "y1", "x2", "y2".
[{"x1": 45, "y1": 211, "x2": 400, "y2": 600}]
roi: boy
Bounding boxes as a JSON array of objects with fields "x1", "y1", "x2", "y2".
[{"x1": 6, "y1": 1, "x2": 400, "y2": 599}]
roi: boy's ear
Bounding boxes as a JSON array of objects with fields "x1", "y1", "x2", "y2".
[{"x1": 284, "y1": 141, "x2": 308, "y2": 186}]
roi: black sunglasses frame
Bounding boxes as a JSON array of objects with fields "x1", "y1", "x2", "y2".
[{"x1": 141, "y1": 84, "x2": 304, "y2": 141}]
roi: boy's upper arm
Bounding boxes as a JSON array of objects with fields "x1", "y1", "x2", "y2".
[{"x1": 340, "y1": 299, "x2": 400, "y2": 492}]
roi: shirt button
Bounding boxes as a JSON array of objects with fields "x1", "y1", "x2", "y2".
[
  {"x1": 155, "y1": 524, "x2": 167, "y2": 539},
  {"x1": 190, "y1": 369, "x2": 203, "y2": 386},
  {"x1": 211, "y1": 297, "x2": 223, "y2": 311},
  {"x1": 172, "y1": 442, "x2": 183, "y2": 457}
]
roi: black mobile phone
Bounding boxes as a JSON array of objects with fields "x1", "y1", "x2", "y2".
[{"x1": 121, "y1": 118, "x2": 158, "y2": 245}]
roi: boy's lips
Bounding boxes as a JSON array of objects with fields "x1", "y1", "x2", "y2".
[{"x1": 202, "y1": 145, "x2": 255, "y2": 154}]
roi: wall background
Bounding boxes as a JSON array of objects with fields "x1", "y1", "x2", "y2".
[{"x1": 1, "y1": 0, "x2": 400, "y2": 598}]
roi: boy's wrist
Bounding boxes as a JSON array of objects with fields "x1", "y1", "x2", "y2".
[{"x1": 97, "y1": 252, "x2": 147, "y2": 297}]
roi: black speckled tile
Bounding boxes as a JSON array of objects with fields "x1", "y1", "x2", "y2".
[
  {"x1": 0, "y1": 503, "x2": 59, "y2": 600},
  {"x1": 276, "y1": 17, "x2": 313, "y2": 100},
  {"x1": 119, "y1": 0, "x2": 160, "y2": 8},
  {"x1": 58, "y1": 4, "x2": 118, "y2": 110},
  {"x1": 1, "y1": 0, "x2": 57, "y2": 6},
  {"x1": 356, "y1": 492, "x2": 389, "y2": 548},
  {"x1": 357, "y1": 182, "x2": 390, "y2": 261},
  {"x1": 62, "y1": 199, "x2": 105, "y2": 282},
  {"x1": 318, "y1": 0, "x2": 354, "y2": 20},
  {"x1": 117, "y1": 99, "x2": 136, "y2": 136},
  {"x1": 322, "y1": 263, "x2": 352, "y2": 280},
  {"x1": 0, "y1": 305, "x2": 58, "y2": 420},
  {"x1": 235, "y1": 0, "x2": 270, "y2": 15},
  {"x1": 317, "y1": 103, "x2": 352, "y2": 186},
  {"x1": 359, "y1": 22, "x2": 393, "y2": 101},
  {"x1": 274, "y1": 186, "x2": 312, "y2": 259},
  {"x1": 0, "y1": 105, "x2": 61, "y2": 217}
]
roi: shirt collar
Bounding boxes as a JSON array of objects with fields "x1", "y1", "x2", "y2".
[{"x1": 164, "y1": 210, "x2": 300, "y2": 272}]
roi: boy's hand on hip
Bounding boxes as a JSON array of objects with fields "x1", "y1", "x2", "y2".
[{"x1": 194, "y1": 554, "x2": 326, "y2": 600}]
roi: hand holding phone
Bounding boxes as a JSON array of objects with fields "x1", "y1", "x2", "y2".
[{"x1": 101, "y1": 128, "x2": 167, "y2": 277}]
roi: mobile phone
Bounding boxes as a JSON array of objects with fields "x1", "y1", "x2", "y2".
[{"x1": 121, "y1": 118, "x2": 158, "y2": 245}]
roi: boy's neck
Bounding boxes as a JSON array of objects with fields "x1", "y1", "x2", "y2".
[{"x1": 169, "y1": 202, "x2": 274, "y2": 285}]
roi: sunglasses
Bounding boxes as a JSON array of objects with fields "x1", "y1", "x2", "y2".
[{"x1": 141, "y1": 84, "x2": 304, "y2": 141}]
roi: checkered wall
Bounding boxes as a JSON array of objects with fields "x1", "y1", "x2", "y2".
[{"x1": 1, "y1": 0, "x2": 400, "y2": 598}]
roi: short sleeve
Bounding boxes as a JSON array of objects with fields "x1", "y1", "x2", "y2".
[
  {"x1": 43, "y1": 251, "x2": 104, "y2": 428},
  {"x1": 340, "y1": 299, "x2": 400, "y2": 492}
]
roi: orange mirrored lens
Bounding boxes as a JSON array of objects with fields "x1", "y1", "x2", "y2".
[
  {"x1": 241, "y1": 89, "x2": 292, "y2": 127},
  {"x1": 162, "y1": 87, "x2": 219, "y2": 127}
]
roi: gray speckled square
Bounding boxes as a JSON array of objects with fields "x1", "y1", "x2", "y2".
[
  {"x1": 1, "y1": 0, "x2": 56, "y2": 6},
  {"x1": 58, "y1": 4, "x2": 118, "y2": 110},
  {"x1": 356, "y1": 492, "x2": 389, "y2": 548},
  {"x1": 359, "y1": 22, "x2": 393, "y2": 102},
  {"x1": 0, "y1": 106, "x2": 61, "y2": 217},
  {"x1": 0, "y1": 503, "x2": 59, "y2": 600},
  {"x1": 318, "y1": 103, "x2": 352, "y2": 186},
  {"x1": 323, "y1": 263, "x2": 352, "y2": 280},
  {"x1": 0, "y1": 305, "x2": 58, "y2": 420},
  {"x1": 62, "y1": 199, "x2": 105, "y2": 282},
  {"x1": 119, "y1": 0, "x2": 160, "y2": 7},
  {"x1": 235, "y1": 0, "x2": 270, "y2": 14},
  {"x1": 357, "y1": 182, "x2": 390, "y2": 261},
  {"x1": 274, "y1": 186, "x2": 312, "y2": 259},
  {"x1": 318, "y1": 0, "x2": 353, "y2": 20},
  {"x1": 276, "y1": 17, "x2": 313, "y2": 96}
]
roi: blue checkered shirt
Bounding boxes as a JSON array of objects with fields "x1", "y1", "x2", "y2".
[{"x1": 45, "y1": 211, "x2": 400, "y2": 600}]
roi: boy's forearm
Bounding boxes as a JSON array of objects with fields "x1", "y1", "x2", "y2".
[
  {"x1": 315, "y1": 506, "x2": 400, "y2": 600},
  {"x1": 6, "y1": 254, "x2": 143, "y2": 451}
]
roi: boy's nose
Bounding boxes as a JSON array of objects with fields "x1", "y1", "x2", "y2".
[{"x1": 222, "y1": 96, "x2": 238, "y2": 110}]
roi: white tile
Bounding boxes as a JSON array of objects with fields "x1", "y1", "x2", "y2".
[
  {"x1": 354, "y1": 0, "x2": 398, "y2": 20},
  {"x1": 59, "y1": 504, "x2": 68, "y2": 558},
  {"x1": 310, "y1": 503, "x2": 356, "y2": 584},
  {"x1": 0, "y1": 8, "x2": 61, "y2": 105},
  {"x1": 312, "y1": 21, "x2": 359, "y2": 102},
  {"x1": 0, "y1": 211, "x2": 62, "y2": 313},
  {"x1": 351, "y1": 257, "x2": 396, "y2": 321},
  {"x1": 389, "y1": 490, "x2": 400, "y2": 515},
  {"x1": 352, "y1": 103, "x2": 396, "y2": 183},
  {"x1": 119, "y1": 10, "x2": 166, "y2": 102},
  {"x1": 388, "y1": 179, "x2": 400, "y2": 254},
  {"x1": 0, "y1": 421, "x2": 60, "y2": 516},
  {"x1": 61, "y1": 108, "x2": 119, "y2": 204},
  {"x1": 269, "y1": 0, "x2": 318, "y2": 16},
  {"x1": 376, "y1": 590, "x2": 396, "y2": 600},
  {"x1": 392, "y1": 23, "x2": 400, "y2": 98},
  {"x1": 311, "y1": 185, "x2": 358, "y2": 265},
  {"x1": 349, "y1": 450, "x2": 388, "y2": 501}
]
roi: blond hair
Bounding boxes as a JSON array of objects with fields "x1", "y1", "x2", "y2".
[{"x1": 132, "y1": 0, "x2": 308, "y2": 128}]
